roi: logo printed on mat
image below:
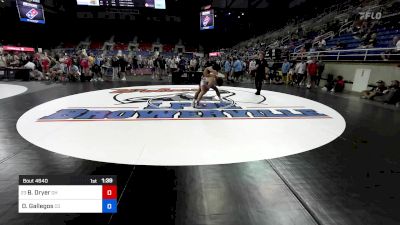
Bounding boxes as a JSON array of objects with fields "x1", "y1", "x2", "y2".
[{"x1": 17, "y1": 86, "x2": 346, "y2": 166}]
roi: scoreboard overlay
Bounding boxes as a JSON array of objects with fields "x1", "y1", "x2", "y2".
[{"x1": 18, "y1": 175, "x2": 117, "y2": 213}]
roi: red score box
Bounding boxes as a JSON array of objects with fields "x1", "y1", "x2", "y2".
[{"x1": 102, "y1": 185, "x2": 117, "y2": 199}]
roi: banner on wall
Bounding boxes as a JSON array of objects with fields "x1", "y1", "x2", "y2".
[{"x1": 2, "y1": 46, "x2": 35, "y2": 52}]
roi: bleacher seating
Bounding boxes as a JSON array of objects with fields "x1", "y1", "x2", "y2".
[
  {"x1": 138, "y1": 42, "x2": 152, "y2": 51},
  {"x1": 162, "y1": 44, "x2": 174, "y2": 52},
  {"x1": 89, "y1": 41, "x2": 103, "y2": 50},
  {"x1": 114, "y1": 42, "x2": 128, "y2": 51},
  {"x1": 326, "y1": 28, "x2": 400, "y2": 49}
]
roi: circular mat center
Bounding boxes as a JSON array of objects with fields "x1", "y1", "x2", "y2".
[{"x1": 17, "y1": 85, "x2": 346, "y2": 166}]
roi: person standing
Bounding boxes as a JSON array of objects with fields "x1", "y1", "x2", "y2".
[
  {"x1": 132, "y1": 56, "x2": 138, "y2": 76},
  {"x1": 294, "y1": 60, "x2": 306, "y2": 86},
  {"x1": 241, "y1": 59, "x2": 246, "y2": 82},
  {"x1": 159, "y1": 56, "x2": 166, "y2": 80},
  {"x1": 316, "y1": 60, "x2": 325, "y2": 86},
  {"x1": 111, "y1": 56, "x2": 119, "y2": 80},
  {"x1": 232, "y1": 57, "x2": 243, "y2": 82},
  {"x1": 119, "y1": 55, "x2": 128, "y2": 81},
  {"x1": 0, "y1": 53, "x2": 8, "y2": 68},
  {"x1": 80, "y1": 55, "x2": 90, "y2": 81},
  {"x1": 255, "y1": 53, "x2": 267, "y2": 95},
  {"x1": 224, "y1": 57, "x2": 232, "y2": 82},
  {"x1": 148, "y1": 57, "x2": 155, "y2": 80},
  {"x1": 189, "y1": 57, "x2": 198, "y2": 83},
  {"x1": 249, "y1": 58, "x2": 256, "y2": 80},
  {"x1": 307, "y1": 58, "x2": 318, "y2": 89},
  {"x1": 281, "y1": 58, "x2": 291, "y2": 84}
]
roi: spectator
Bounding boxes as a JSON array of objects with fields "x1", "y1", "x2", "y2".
[
  {"x1": 23, "y1": 60, "x2": 35, "y2": 70},
  {"x1": 68, "y1": 64, "x2": 81, "y2": 82},
  {"x1": 189, "y1": 57, "x2": 197, "y2": 72},
  {"x1": 241, "y1": 59, "x2": 246, "y2": 82},
  {"x1": 317, "y1": 38, "x2": 326, "y2": 50},
  {"x1": 178, "y1": 56, "x2": 186, "y2": 72},
  {"x1": 169, "y1": 57, "x2": 178, "y2": 74},
  {"x1": 148, "y1": 57, "x2": 155, "y2": 79},
  {"x1": 160, "y1": 56, "x2": 167, "y2": 80},
  {"x1": 294, "y1": 60, "x2": 306, "y2": 86},
  {"x1": 317, "y1": 60, "x2": 325, "y2": 86},
  {"x1": 49, "y1": 61, "x2": 63, "y2": 81},
  {"x1": 361, "y1": 80, "x2": 387, "y2": 99},
  {"x1": 9, "y1": 53, "x2": 20, "y2": 67},
  {"x1": 307, "y1": 58, "x2": 318, "y2": 89},
  {"x1": 88, "y1": 53, "x2": 95, "y2": 67},
  {"x1": 374, "y1": 80, "x2": 400, "y2": 105},
  {"x1": 288, "y1": 68, "x2": 295, "y2": 85},
  {"x1": 0, "y1": 53, "x2": 8, "y2": 67},
  {"x1": 80, "y1": 56, "x2": 90, "y2": 80},
  {"x1": 224, "y1": 57, "x2": 233, "y2": 82},
  {"x1": 272, "y1": 75, "x2": 284, "y2": 85},
  {"x1": 119, "y1": 55, "x2": 128, "y2": 81},
  {"x1": 281, "y1": 59, "x2": 290, "y2": 84},
  {"x1": 335, "y1": 41, "x2": 347, "y2": 50},
  {"x1": 90, "y1": 62, "x2": 103, "y2": 82},
  {"x1": 24, "y1": 60, "x2": 42, "y2": 80},
  {"x1": 333, "y1": 76, "x2": 345, "y2": 93},
  {"x1": 381, "y1": 36, "x2": 400, "y2": 61},
  {"x1": 322, "y1": 74, "x2": 335, "y2": 92},
  {"x1": 125, "y1": 57, "x2": 132, "y2": 76},
  {"x1": 111, "y1": 55, "x2": 119, "y2": 80},
  {"x1": 232, "y1": 57, "x2": 243, "y2": 82},
  {"x1": 63, "y1": 54, "x2": 72, "y2": 73},
  {"x1": 249, "y1": 58, "x2": 256, "y2": 79},
  {"x1": 360, "y1": 32, "x2": 377, "y2": 48}
]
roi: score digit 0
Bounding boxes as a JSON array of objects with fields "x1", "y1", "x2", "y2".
[{"x1": 102, "y1": 185, "x2": 117, "y2": 199}]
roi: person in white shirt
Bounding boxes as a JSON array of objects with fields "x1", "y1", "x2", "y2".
[
  {"x1": 294, "y1": 60, "x2": 307, "y2": 86},
  {"x1": 24, "y1": 61, "x2": 35, "y2": 70},
  {"x1": 0, "y1": 54, "x2": 8, "y2": 68},
  {"x1": 148, "y1": 57, "x2": 155, "y2": 79},
  {"x1": 318, "y1": 38, "x2": 326, "y2": 50},
  {"x1": 169, "y1": 58, "x2": 177, "y2": 72},
  {"x1": 189, "y1": 58, "x2": 197, "y2": 71},
  {"x1": 24, "y1": 61, "x2": 42, "y2": 80},
  {"x1": 382, "y1": 36, "x2": 399, "y2": 61},
  {"x1": 249, "y1": 59, "x2": 256, "y2": 79}
]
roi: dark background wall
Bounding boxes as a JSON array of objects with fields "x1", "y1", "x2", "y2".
[{"x1": 0, "y1": 0, "x2": 344, "y2": 50}]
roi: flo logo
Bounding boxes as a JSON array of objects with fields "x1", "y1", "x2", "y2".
[
  {"x1": 26, "y1": 9, "x2": 39, "y2": 20},
  {"x1": 38, "y1": 87, "x2": 330, "y2": 121},
  {"x1": 359, "y1": 11, "x2": 382, "y2": 20}
]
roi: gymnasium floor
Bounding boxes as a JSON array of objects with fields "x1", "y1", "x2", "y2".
[{"x1": 0, "y1": 79, "x2": 399, "y2": 225}]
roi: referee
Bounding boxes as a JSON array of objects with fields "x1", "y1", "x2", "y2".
[{"x1": 255, "y1": 52, "x2": 267, "y2": 95}]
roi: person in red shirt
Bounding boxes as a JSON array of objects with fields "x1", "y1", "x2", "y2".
[
  {"x1": 307, "y1": 58, "x2": 318, "y2": 89},
  {"x1": 41, "y1": 54, "x2": 50, "y2": 75},
  {"x1": 333, "y1": 76, "x2": 345, "y2": 93},
  {"x1": 80, "y1": 56, "x2": 90, "y2": 81}
]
